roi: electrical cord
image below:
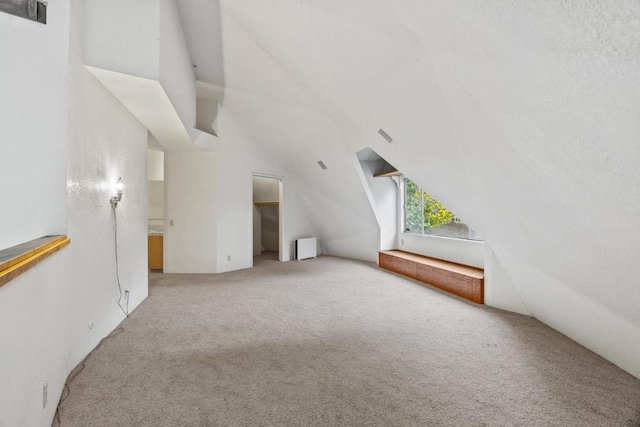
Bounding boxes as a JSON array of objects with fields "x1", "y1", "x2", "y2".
[
  {"x1": 53, "y1": 327, "x2": 125, "y2": 426},
  {"x1": 112, "y1": 207, "x2": 129, "y2": 318}
]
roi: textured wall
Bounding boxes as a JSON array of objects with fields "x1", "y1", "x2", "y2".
[
  {"x1": 0, "y1": 252, "x2": 71, "y2": 427},
  {"x1": 0, "y1": 1, "x2": 150, "y2": 425},
  {"x1": 0, "y1": 1, "x2": 71, "y2": 425},
  {"x1": 0, "y1": 0, "x2": 69, "y2": 249},
  {"x1": 66, "y1": 0, "x2": 150, "y2": 399}
]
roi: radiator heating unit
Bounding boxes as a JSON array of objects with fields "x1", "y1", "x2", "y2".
[{"x1": 295, "y1": 237, "x2": 317, "y2": 260}]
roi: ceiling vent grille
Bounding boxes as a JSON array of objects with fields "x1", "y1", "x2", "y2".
[{"x1": 378, "y1": 128, "x2": 393, "y2": 143}]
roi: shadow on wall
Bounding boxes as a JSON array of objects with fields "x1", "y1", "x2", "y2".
[{"x1": 260, "y1": 205, "x2": 279, "y2": 252}]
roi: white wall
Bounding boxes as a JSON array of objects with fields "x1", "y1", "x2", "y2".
[
  {"x1": 0, "y1": 252, "x2": 71, "y2": 427},
  {"x1": 0, "y1": 2, "x2": 71, "y2": 426},
  {"x1": 148, "y1": 149, "x2": 165, "y2": 226},
  {"x1": 66, "y1": 0, "x2": 150, "y2": 367},
  {"x1": 147, "y1": 148, "x2": 165, "y2": 181},
  {"x1": 83, "y1": 0, "x2": 203, "y2": 152},
  {"x1": 83, "y1": 0, "x2": 159, "y2": 80},
  {"x1": 164, "y1": 151, "x2": 218, "y2": 273},
  {"x1": 357, "y1": 159, "x2": 397, "y2": 252},
  {"x1": 0, "y1": 1, "x2": 149, "y2": 426},
  {"x1": 398, "y1": 234, "x2": 485, "y2": 270},
  {"x1": 196, "y1": 96, "x2": 219, "y2": 135},
  {"x1": 206, "y1": 8, "x2": 380, "y2": 263},
  {"x1": 215, "y1": 106, "x2": 317, "y2": 271},
  {"x1": 0, "y1": 1, "x2": 69, "y2": 250},
  {"x1": 159, "y1": 0, "x2": 196, "y2": 134},
  {"x1": 484, "y1": 246, "x2": 529, "y2": 315},
  {"x1": 148, "y1": 181, "x2": 165, "y2": 221},
  {"x1": 270, "y1": 141, "x2": 379, "y2": 262},
  {"x1": 68, "y1": 0, "x2": 149, "y2": 411},
  {"x1": 163, "y1": 126, "x2": 317, "y2": 273}
]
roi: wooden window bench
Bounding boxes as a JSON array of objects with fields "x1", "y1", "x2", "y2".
[{"x1": 378, "y1": 250, "x2": 484, "y2": 304}]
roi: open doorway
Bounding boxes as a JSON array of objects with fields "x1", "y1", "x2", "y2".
[
  {"x1": 147, "y1": 148, "x2": 165, "y2": 272},
  {"x1": 252, "y1": 175, "x2": 284, "y2": 262}
]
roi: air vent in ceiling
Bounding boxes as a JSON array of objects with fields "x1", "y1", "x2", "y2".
[
  {"x1": 378, "y1": 128, "x2": 393, "y2": 143},
  {"x1": 317, "y1": 161, "x2": 327, "y2": 170}
]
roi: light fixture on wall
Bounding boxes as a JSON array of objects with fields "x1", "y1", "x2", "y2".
[
  {"x1": 109, "y1": 176, "x2": 129, "y2": 317},
  {"x1": 110, "y1": 178, "x2": 124, "y2": 209}
]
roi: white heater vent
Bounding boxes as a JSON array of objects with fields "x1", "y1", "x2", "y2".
[{"x1": 295, "y1": 237, "x2": 317, "y2": 260}]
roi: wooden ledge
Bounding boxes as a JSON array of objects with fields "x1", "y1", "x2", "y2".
[
  {"x1": 381, "y1": 250, "x2": 484, "y2": 278},
  {"x1": 379, "y1": 250, "x2": 484, "y2": 304},
  {"x1": 0, "y1": 235, "x2": 70, "y2": 288}
]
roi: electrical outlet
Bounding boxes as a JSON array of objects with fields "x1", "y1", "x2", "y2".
[
  {"x1": 401, "y1": 239, "x2": 404, "y2": 245},
  {"x1": 88, "y1": 320, "x2": 94, "y2": 330},
  {"x1": 227, "y1": 255, "x2": 231, "y2": 262},
  {"x1": 43, "y1": 381, "x2": 48, "y2": 408},
  {"x1": 169, "y1": 219, "x2": 174, "y2": 226}
]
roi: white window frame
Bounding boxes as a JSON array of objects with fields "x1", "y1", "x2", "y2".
[{"x1": 398, "y1": 178, "x2": 483, "y2": 243}]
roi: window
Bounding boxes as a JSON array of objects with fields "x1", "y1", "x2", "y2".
[{"x1": 402, "y1": 178, "x2": 482, "y2": 241}]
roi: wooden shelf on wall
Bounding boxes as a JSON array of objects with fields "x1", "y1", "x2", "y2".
[
  {"x1": 0, "y1": 235, "x2": 70, "y2": 288},
  {"x1": 254, "y1": 201, "x2": 279, "y2": 206}
]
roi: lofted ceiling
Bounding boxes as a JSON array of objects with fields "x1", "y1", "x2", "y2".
[{"x1": 173, "y1": 0, "x2": 640, "y2": 378}]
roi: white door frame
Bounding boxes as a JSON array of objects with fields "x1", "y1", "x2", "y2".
[{"x1": 251, "y1": 173, "x2": 285, "y2": 263}]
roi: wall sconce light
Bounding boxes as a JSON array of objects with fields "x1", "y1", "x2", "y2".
[{"x1": 110, "y1": 178, "x2": 124, "y2": 209}]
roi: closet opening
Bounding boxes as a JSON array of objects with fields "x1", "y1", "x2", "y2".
[{"x1": 252, "y1": 175, "x2": 283, "y2": 262}]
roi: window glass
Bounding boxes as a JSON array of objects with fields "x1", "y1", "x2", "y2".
[
  {"x1": 403, "y1": 179, "x2": 482, "y2": 241},
  {"x1": 405, "y1": 179, "x2": 423, "y2": 233}
]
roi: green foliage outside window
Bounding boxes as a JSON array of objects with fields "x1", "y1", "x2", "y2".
[{"x1": 404, "y1": 179, "x2": 455, "y2": 233}]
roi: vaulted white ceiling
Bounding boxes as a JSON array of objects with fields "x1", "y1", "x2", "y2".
[{"x1": 176, "y1": 0, "x2": 640, "y2": 376}]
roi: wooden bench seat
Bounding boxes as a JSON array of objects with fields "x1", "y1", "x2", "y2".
[{"x1": 378, "y1": 250, "x2": 484, "y2": 304}]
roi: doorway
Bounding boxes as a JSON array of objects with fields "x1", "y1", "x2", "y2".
[
  {"x1": 252, "y1": 175, "x2": 284, "y2": 262},
  {"x1": 147, "y1": 148, "x2": 165, "y2": 271}
]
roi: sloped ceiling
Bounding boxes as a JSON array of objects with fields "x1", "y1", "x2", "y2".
[{"x1": 177, "y1": 0, "x2": 640, "y2": 375}]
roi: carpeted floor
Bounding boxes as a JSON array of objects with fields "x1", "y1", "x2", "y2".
[{"x1": 55, "y1": 254, "x2": 640, "y2": 426}]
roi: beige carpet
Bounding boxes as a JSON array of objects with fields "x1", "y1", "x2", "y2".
[{"x1": 55, "y1": 254, "x2": 640, "y2": 426}]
